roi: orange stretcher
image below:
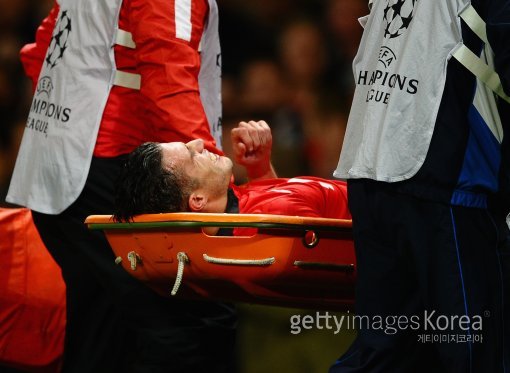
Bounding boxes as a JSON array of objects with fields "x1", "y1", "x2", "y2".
[{"x1": 86, "y1": 213, "x2": 356, "y2": 310}]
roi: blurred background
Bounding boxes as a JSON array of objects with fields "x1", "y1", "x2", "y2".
[{"x1": 0, "y1": 0, "x2": 367, "y2": 371}]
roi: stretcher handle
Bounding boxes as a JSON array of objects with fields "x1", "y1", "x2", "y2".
[{"x1": 293, "y1": 261, "x2": 355, "y2": 273}]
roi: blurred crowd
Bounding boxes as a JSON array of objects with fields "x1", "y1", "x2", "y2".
[
  {"x1": 219, "y1": 0, "x2": 366, "y2": 182},
  {"x1": 0, "y1": 0, "x2": 367, "y2": 199},
  {"x1": 0, "y1": 0, "x2": 53, "y2": 205}
]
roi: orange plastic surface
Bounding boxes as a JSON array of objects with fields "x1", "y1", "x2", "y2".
[
  {"x1": 0, "y1": 208, "x2": 65, "y2": 372},
  {"x1": 86, "y1": 213, "x2": 356, "y2": 310}
]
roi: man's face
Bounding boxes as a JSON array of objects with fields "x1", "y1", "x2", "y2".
[{"x1": 160, "y1": 139, "x2": 233, "y2": 191}]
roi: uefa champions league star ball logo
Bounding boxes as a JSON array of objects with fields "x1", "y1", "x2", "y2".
[
  {"x1": 46, "y1": 10, "x2": 72, "y2": 69},
  {"x1": 383, "y1": 0, "x2": 418, "y2": 39}
]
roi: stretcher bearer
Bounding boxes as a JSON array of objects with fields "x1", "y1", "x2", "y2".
[
  {"x1": 6, "y1": 0, "x2": 236, "y2": 372},
  {"x1": 332, "y1": 0, "x2": 510, "y2": 371}
]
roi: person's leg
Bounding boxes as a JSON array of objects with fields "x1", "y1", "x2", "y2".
[
  {"x1": 401, "y1": 202, "x2": 504, "y2": 372},
  {"x1": 330, "y1": 182, "x2": 505, "y2": 372},
  {"x1": 330, "y1": 181, "x2": 439, "y2": 373},
  {"x1": 31, "y1": 157, "x2": 133, "y2": 373},
  {"x1": 502, "y1": 247, "x2": 510, "y2": 370},
  {"x1": 498, "y1": 217, "x2": 510, "y2": 370}
]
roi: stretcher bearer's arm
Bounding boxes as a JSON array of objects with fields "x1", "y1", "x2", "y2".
[
  {"x1": 486, "y1": 0, "x2": 510, "y2": 94},
  {"x1": 129, "y1": 0, "x2": 220, "y2": 154},
  {"x1": 19, "y1": 2, "x2": 60, "y2": 91},
  {"x1": 231, "y1": 120, "x2": 277, "y2": 181}
]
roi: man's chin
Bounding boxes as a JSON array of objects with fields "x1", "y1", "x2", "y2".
[{"x1": 223, "y1": 156, "x2": 234, "y2": 169}]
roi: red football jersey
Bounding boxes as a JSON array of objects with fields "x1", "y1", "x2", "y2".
[{"x1": 232, "y1": 177, "x2": 350, "y2": 235}]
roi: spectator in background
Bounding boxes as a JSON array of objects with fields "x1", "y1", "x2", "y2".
[
  {"x1": 277, "y1": 18, "x2": 347, "y2": 179},
  {"x1": 278, "y1": 19, "x2": 329, "y2": 114},
  {"x1": 0, "y1": 0, "x2": 51, "y2": 206},
  {"x1": 236, "y1": 59, "x2": 308, "y2": 179},
  {"x1": 323, "y1": 0, "x2": 367, "y2": 100},
  {"x1": 219, "y1": 0, "x2": 352, "y2": 183}
]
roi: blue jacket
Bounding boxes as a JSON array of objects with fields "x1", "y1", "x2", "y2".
[{"x1": 394, "y1": 0, "x2": 510, "y2": 210}]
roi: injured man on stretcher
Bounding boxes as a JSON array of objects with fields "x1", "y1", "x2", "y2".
[{"x1": 113, "y1": 120, "x2": 351, "y2": 234}]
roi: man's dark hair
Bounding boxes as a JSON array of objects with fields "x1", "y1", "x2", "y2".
[{"x1": 113, "y1": 142, "x2": 193, "y2": 222}]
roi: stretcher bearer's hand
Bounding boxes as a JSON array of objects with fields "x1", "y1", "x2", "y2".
[{"x1": 231, "y1": 120, "x2": 277, "y2": 180}]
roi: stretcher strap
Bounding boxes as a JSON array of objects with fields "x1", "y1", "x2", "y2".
[
  {"x1": 453, "y1": 5, "x2": 510, "y2": 104},
  {"x1": 459, "y1": 4, "x2": 487, "y2": 43},
  {"x1": 452, "y1": 45, "x2": 510, "y2": 104},
  {"x1": 203, "y1": 254, "x2": 275, "y2": 266},
  {"x1": 171, "y1": 252, "x2": 189, "y2": 296}
]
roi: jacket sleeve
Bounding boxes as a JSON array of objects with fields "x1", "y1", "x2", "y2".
[
  {"x1": 20, "y1": 2, "x2": 60, "y2": 91},
  {"x1": 128, "y1": 0, "x2": 221, "y2": 153}
]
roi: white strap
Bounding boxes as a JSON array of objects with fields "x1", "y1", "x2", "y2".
[
  {"x1": 459, "y1": 4, "x2": 487, "y2": 44},
  {"x1": 454, "y1": 4, "x2": 510, "y2": 103},
  {"x1": 113, "y1": 70, "x2": 141, "y2": 90},
  {"x1": 116, "y1": 29, "x2": 136, "y2": 48},
  {"x1": 452, "y1": 44, "x2": 510, "y2": 104},
  {"x1": 203, "y1": 253, "x2": 275, "y2": 266},
  {"x1": 113, "y1": 30, "x2": 139, "y2": 89},
  {"x1": 175, "y1": 0, "x2": 193, "y2": 42}
]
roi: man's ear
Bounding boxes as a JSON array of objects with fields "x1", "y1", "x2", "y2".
[{"x1": 189, "y1": 192, "x2": 208, "y2": 212}]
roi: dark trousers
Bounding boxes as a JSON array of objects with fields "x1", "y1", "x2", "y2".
[
  {"x1": 330, "y1": 180, "x2": 506, "y2": 373},
  {"x1": 498, "y1": 218, "x2": 510, "y2": 370},
  {"x1": 32, "y1": 157, "x2": 237, "y2": 373}
]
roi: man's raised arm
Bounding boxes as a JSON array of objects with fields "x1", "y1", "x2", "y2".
[{"x1": 230, "y1": 120, "x2": 277, "y2": 181}]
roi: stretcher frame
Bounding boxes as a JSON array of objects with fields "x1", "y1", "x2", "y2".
[{"x1": 86, "y1": 213, "x2": 356, "y2": 310}]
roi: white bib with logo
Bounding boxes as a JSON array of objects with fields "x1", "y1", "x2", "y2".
[
  {"x1": 7, "y1": 0, "x2": 122, "y2": 213},
  {"x1": 334, "y1": 0, "x2": 469, "y2": 181},
  {"x1": 198, "y1": 0, "x2": 222, "y2": 147}
]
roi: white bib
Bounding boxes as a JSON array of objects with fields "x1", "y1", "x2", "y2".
[
  {"x1": 335, "y1": 0, "x2": 468, "y2": 181},
  {"x1": 198, "y1": 0, "x2": 223, "y2": 147},
  {"x1": 7, "y1": 0, "x2": 122, "y2": 213}
]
